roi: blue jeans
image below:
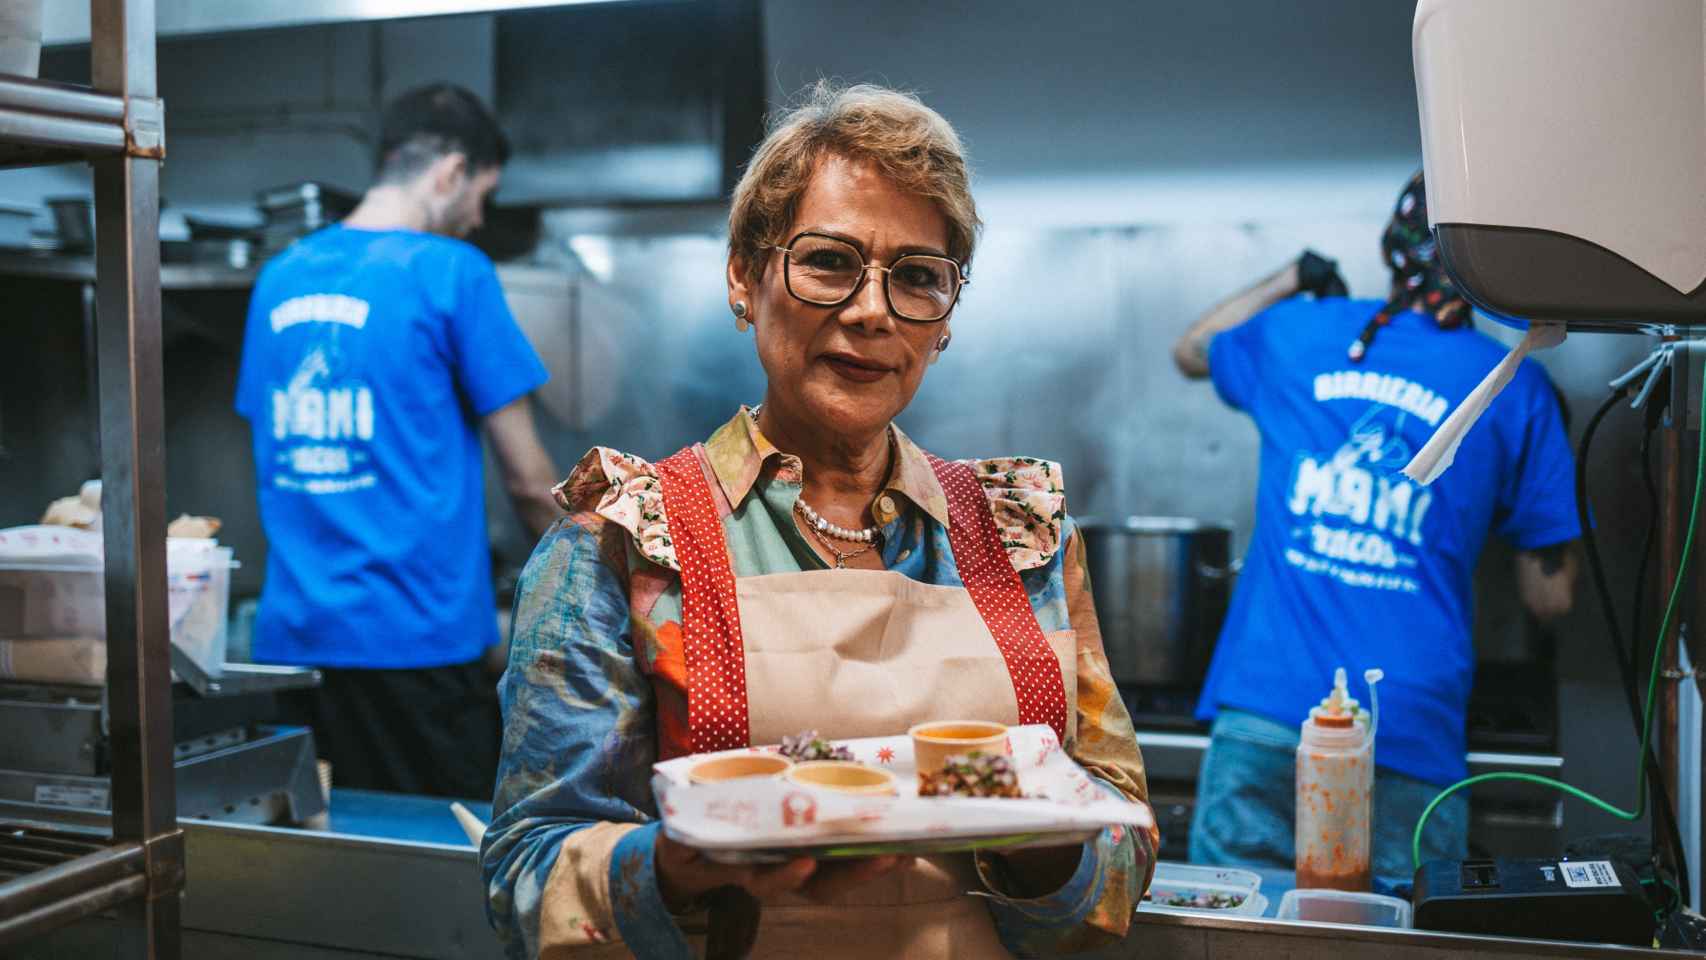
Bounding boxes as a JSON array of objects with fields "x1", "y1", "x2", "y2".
[{"x1": 1188, "y1": 709, "x2": 1469, "y2": 893}]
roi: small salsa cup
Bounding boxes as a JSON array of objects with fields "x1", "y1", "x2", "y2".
[
  {"x1": 688, "y1": 753, "x2": 793, "y2": 785},
  {"x1": 785, "y1": 760, "x2": 899, "y2": 796}
]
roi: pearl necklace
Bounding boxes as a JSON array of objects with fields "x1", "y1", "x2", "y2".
[
  {"x1": 794, "y1": 498, "x2": 879, "y2": 543},
  {"x1": 748, "y1": 404, "x2": 886, "y2": 544},
  {"x1": 800, "y1": 514, "x2": 876, "y2": 569}
]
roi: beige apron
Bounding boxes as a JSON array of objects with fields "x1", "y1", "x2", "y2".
[
  {"x1": 654, "y1": 444, "x2": 1081, "y2": 959},
  {"x1": 735, "y1": 570, "x2": 1077, "y2": 957}
]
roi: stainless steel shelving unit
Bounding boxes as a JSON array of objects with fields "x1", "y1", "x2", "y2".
[
  {"x1": 0, "y1": 251, "x2": 253, "y2": 289},
  {"x1": 0, "y1": 1, "x2": 182, "y2": 956}
]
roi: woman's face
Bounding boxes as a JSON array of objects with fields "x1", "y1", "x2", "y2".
[{"x1": 729, "y1": 154, "x2": 953, "y2": 441}]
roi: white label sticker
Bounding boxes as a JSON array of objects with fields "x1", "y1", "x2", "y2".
[
  {"x1": 34, "y1": 784, "x2": 109, "y2": 810},
  {"x1": 1559, "y1": 860, "x2": 1621, "y2": 889}
]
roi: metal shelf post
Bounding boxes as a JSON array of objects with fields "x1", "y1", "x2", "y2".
[
  {"x1": 89, "y1": 0, "x2": 181, "y2": 954},
  {"x1": 0, "y1": 1, "x2": 179, "y2": 956}
]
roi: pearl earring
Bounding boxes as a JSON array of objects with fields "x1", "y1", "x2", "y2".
[
  {"x1": 930, "y1": 332, "x2": 951, "y2": 364},
  {"x1": 733, "y1": 301, "x2": 750, "y2": 332}
]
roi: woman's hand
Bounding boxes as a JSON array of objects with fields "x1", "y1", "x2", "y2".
[
  {"x1": 989, "y1": 844, "x2": 1083, "y2": 898},
  {"x1": 654, "y1": 832, "x2": 913, "y2": 910},
  {"x1": 797, "y1": 855, "x2": 916, "y2": 902},
  {"x1": 654, "y1": 833, "x2": 813, "y2": 911}
]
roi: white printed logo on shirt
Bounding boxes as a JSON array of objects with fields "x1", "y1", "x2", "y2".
[
  {"x1": 1281, "y1": 373, "x2": 1447, "y2": 594},
  {"x1": 270, "y1": 293, "x2": 369, "y2": 333},
  {"x1": 266, "y1": 298, "x2": 379, "y2": 496}
]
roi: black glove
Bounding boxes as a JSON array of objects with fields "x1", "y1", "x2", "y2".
[{"x1": 1298, "y1": 250, "x2": 1349, "y2": 299}]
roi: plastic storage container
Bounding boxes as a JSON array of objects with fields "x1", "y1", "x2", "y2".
[
  {"x1": 1140, "y1": 862, "x2": 1265, "y2": 916},
  {"x1": 1276, "y1": 888, "x2": 1412, "y2": 928},
  {"x1": 0, "y1": 527, "x2": 235, "y2": 682},
  {"x1": 0, "y1": 0, "x2": 44, "y2": 79}
]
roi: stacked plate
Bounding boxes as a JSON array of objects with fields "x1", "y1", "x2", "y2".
[{"x1": 256, "y1": 182, "x2": 358, "y2": 255}]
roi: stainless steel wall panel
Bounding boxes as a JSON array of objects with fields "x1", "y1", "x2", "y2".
[
  {"x1": 513, "y1": 222, "x2": 1394, "y2": 557},
  {"x1": 902, "y1": 228, "x2": 1127, "y2": 508}
]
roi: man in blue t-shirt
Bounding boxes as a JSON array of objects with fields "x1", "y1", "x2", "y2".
[
  {"x1": 1172, "y1": 173, "x2": 1580, "y2": 887},
  {"x1": 235, "y1": 85, "x2": 559, "y2": 799}
]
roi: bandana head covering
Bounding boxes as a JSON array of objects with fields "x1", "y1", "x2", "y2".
[
  {"x1": 1382, "y1": 171, "x2": 1469, "y2": 328},
  {"x1": 1349, "y1": 171, "x2": 1472, "y2": 361}
]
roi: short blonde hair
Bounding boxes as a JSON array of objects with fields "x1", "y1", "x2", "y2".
[{"x1": 728, "y1": 82, "x2": 981, "y2": 284}]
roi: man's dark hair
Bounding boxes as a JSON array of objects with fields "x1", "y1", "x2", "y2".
[{"x1": 375, "y1": 84, "x2": 511, "y2": 184}]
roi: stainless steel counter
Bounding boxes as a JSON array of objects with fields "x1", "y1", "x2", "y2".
[
  {"x1": 12, "y1": 790, "x2": 1688, "y2": 959},
  {"x1": 1096, "y1": 909, "x2": 1680, "y2": 959},
  {"x1": 8, "y1": 791, "x2": 503, "y2": 960}
]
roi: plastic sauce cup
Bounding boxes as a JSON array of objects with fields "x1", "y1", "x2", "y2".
[
  {"x1": 687, "y1": 754, "x2": 792, "y2": 785},
  {"x1": 785, "y1": 761, "x2": 898, "y2": 796}
]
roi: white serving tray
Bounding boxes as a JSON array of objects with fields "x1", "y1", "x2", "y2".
[{"x1": 653, "y1": 724, "x2": 1153, "y2": 863}]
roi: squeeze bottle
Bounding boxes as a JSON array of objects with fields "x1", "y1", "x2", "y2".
[{"x1": 1295, "y1": 667, "x2": 1383, "y2": 891}]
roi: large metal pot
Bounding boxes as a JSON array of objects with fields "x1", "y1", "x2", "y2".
[{"x1": 1076, "y1": 517, "x2": 1235, "y2": 690}]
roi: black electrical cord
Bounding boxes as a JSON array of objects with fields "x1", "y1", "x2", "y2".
[
  {"x1": 1629, "y1": 370, "x2": 1670, "y2": 699},
  {"x1": 1577, "y1": 386, "x2": 1686, "y2": 901},
  {"x1": 1579, "y1": 387, "x2": 1641, "y2": 701},
  {"x1": 1631, "y1": 427, "x2": 1656, "y2": 686},
  {"x1": 1637, "y1": 374, "x2": 1691, "y2": 907},
  {"x1": 1576, "y1": 381, "x2": 1690, "y2": 905}
]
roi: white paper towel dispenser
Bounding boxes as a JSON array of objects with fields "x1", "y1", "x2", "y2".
[{"x1": 1413, "y1": 0, "x2": 1706, "y2": 331}]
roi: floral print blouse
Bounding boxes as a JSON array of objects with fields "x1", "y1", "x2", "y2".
[{"x1": 480, "y1": 407, "x2": 1155, "y2": 958}]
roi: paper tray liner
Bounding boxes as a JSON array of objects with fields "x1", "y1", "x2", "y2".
[{"x1": 654, "y1": 724, "x2": 1150, "y2": 862}]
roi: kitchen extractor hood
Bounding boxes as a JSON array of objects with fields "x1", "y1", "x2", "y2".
[
  {"x1": 42, "y1": 0, "x2": 649, "y2": 45},
  {"x1": 43, "y1": 0, "x2": 763, "y2": 207},
  {"x1": 494, "y1": 0, "x2": 764, "y2": 204}
]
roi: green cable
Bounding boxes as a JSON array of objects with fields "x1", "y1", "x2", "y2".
[
  {"x1": 1640, "y1": 872, "x2": 1683, "y2": 920},
  {"x1": 1411, "y1": 413, "x2": 1706, "y2": 871}
]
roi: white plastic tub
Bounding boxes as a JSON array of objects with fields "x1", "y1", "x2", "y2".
[
  {"x1": 0, "y1": 527, "x2": 235, "y2": 682},
  {"x1": 1140, "y1": 862, "x2": 1266, "y2": 916},
  {"x1": 1276, "y1": 888, "x2": 1412, "y2": 928},
  {"x1": 0, "y1": 0, "x2": 43, "y2": 78}
]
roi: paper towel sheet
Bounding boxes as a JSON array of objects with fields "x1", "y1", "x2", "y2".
[{"x1": 1402, "y1": 322, "x2": 1566, "y2": 486}]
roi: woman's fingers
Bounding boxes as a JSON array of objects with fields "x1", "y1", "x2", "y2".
[
  {"x1": 660, "y1": 841, "x2": 914, "y2": 906},
  {"x1": 655, "y1": 834, "x2": 778, "y2": 906},
  {"x1": 742, "y1": 857, "x2": 817, "y2": 898},
  {"x1": 798, "y1": 855, "x2": 915, "y2": 903}
]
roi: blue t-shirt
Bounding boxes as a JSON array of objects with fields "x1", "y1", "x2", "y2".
[
  {"x1": 234, "y1": 226, "x2": 549, "y2": 669},
  {"x1": 1195, "y1": 298, "x2": 1578, "y2": 785}
]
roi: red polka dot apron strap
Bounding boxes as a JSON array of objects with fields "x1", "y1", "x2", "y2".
[
  {"x1": 925, "y1": 454, "x2": 1069, "y2": 742},
  {"x1": 655, "y1": 445, "x2": 751, "y2": 755}
]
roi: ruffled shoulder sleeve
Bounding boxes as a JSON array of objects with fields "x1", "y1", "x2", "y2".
[
  {"x1": 967, "y1": 456, "x2": 1067, "y2": 572},
  {"x1": 552, "y1": 447, "x2": 679, "y2": 571}
]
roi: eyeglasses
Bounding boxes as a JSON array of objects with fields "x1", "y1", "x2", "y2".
[{"x1": 766, "y1": 232, "x2": 968, "y2": 323}]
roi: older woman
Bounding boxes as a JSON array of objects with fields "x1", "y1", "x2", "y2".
[{"x1": 481, "y1": 83, "x2": 1155, "y2": 959}]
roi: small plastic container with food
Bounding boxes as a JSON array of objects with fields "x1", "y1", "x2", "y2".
[
  {"x1": 1138, "y1": 862, "x2": 1266, "y2": 917},
  {"x1": 908, "y1": 720, "x2": 1009, "y2": 776}
]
